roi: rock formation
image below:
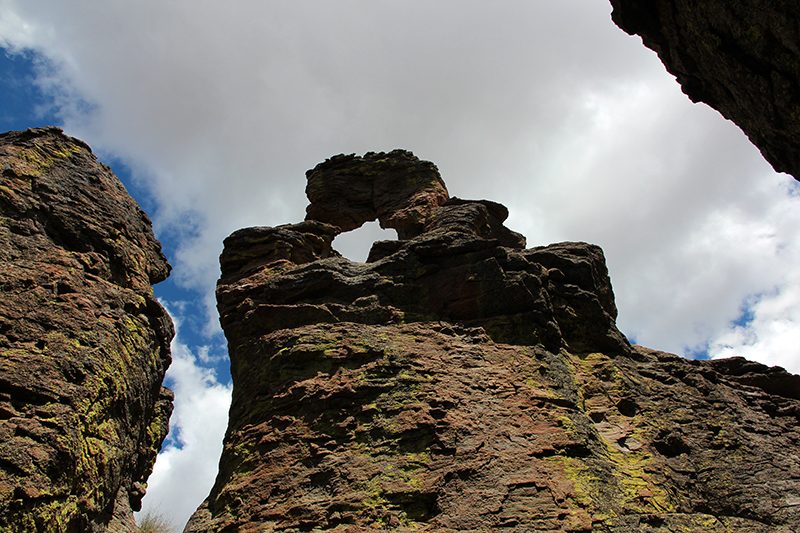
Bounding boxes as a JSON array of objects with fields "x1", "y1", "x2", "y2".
[
  {"x1": 0, "y1": 128, "x2": 173, "y2": 532},
  {"x1": 187, "y1": 150, "x2": 800, "y2": 532},
  {"x1": 609, "y1": 0, "x2": 800, "y2": 181}
]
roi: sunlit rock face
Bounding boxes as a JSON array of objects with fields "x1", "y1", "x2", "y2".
[
  {"x1": 610, "y1": 0, "x2": 800, "y2": 181},
  {"x1": 188, "y1": 151, "x2": 800, "y2": 532},
  {"x1": 0, "y1": 128, "x2": 174, "y2": 532}
]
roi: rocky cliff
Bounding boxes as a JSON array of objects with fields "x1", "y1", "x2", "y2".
[
  {"x1": 0, "y1": 128, "x2": 173, "y2": 532},
  {"x1": 610, "y1": 0, "x2": 800, "y2": 181},
  {"x1": 187, "y1": 150, "x2": 800, "y2": 532}
]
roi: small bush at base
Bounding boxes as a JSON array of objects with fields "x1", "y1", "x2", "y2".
[{"x1": 138, "y1": 508, "x2": 176, "y2": 533}]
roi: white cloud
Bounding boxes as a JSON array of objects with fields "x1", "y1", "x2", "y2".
[
  {"x1": 334, "y1": 220, "x2": 397, "y2": 262},
  {"x1": 138, "y1": 304, "x2": 232, "y2": 529},
  {"x1": 0, "y1": 0, "x2": 47, "y2": 49},
  {"x1": 704, "y1": 182, "x2": 800, "y2": 374},
  {"x1": 500, "y1": 75, "x2": 800, "y2": 372},
  {"x1": 708, "y1": 282, "x2": 800, "y2": 374}
]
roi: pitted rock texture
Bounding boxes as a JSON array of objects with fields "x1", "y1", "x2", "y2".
[
  {"x1": 0, "y1": 128, "x2": 174, "y2": 532},
  {"x1": 305, "y1": 150, "x2": 450, "y2": 239},
  {"x1": 610, "y1": 0, "x2": 800, "y2": 181},
  {"x1": 189, "y1": 151, "x2": 800, "y2": 532}
]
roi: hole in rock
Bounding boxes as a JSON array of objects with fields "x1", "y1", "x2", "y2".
[{"x1": 333, "y1": 220, "x2": 396, "y2": 262}]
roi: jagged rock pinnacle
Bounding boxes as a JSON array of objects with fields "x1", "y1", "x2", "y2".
[
  {"x1": 188, "y1": 151, "x2": 800, "y2": 532},
  {"x1": 305, "y1": 150, "x2": 449, "y2": 239}
]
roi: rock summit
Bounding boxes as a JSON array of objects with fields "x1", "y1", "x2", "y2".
[{"x1": 187, "y1": 150, "x2": 800, "y2": 532}]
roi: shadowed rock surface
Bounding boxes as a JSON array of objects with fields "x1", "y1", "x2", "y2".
[
  {"x1": 610, "y1": 0, "x2": 800, "y2": 181},
  {"x1": 187, "y1": 151, "x2": 800, "y2": 532},
  {"x1": 305, "y1": 150, "x2": 450, "y2": 239},
  {"x1": 0, "y1": 128, "x2": 174, "y2": 532}
]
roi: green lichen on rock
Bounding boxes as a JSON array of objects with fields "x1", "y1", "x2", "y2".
[
  {"x1": 188, "y1": 151, "x2": 800, "y2": 532},
  {"x1": 0, "y1": 128, "x2": 174, "y2": 532},
  {"x1": 16, "y1": 143, "x2": 82, "y2": 176}
]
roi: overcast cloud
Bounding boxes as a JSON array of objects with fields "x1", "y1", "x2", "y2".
[{"x1": 2, "y1": 0, "x2": 799, "y2": 528}]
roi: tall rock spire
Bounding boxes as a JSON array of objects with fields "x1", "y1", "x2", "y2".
[{"x1": 0, "y1": 128, "x2": 174, "y2": 532}]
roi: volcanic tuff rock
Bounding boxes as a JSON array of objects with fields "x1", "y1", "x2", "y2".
[
  {"x1": 610, "y1": 0, "x2": 800, "y2": 181},
  {"x1": 305, "y1": 150, "x2": 450, "y2": 240},
  {"x1": 0, "y1": 128, "x2": 173, "y2": 532},
  {"x1": 188, "y1": 150, "x2": 800, "y2": 532}
]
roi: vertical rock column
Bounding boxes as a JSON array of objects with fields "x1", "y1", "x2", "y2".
[{"x1": 0, "y1": 128, "x2": 174, "y2": 532}]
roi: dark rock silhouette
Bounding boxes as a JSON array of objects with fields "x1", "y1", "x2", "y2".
[
  {"x1": 187, "y1": 151, "x2": 800, "y2": 532},
  {"x1": 610, "y1": 0, "x2": 800, "y2": 181},
  {"x1": 0, "y1": 128, "x2": 173, "y2": 532}
]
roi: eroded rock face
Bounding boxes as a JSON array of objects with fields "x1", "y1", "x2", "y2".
[
  {"x1": 610, "y1": 0, "x2": 800, "y2": 181},
  {"x1": 305, "y1": 150, "x2": 450, "y2": 239},
  {"x1": 0, "y1": 128, "x2": 174, "y2": 532},
  {"x1": 189, "y1": 151, "x2": 800, "y2": 532}
]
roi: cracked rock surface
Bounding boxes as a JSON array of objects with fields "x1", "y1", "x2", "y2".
[
  {"x1": 188, "y1": 151, "x2": 800, "y2": 532},
  {"x1": 0, "y1": 128, "x2": 173, "y2": 532}
]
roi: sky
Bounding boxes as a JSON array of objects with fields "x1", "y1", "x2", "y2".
[{"x1": 2, "y1": 0, "x2": 800, "y2": 528}]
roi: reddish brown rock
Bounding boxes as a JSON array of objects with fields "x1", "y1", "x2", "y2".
[
  {"x1": 188, "y1": 152, "x2": 800, "y2": 532},
  {"x1": 305, "y1": 150, "x2": 450, "y2": 239},
  {"x1": 610, "y1": 0, "x2": 800, "y2": 181},
  {"x1": 0, "y1": 128, "x2": 173, "y2": 532},
  {"x1": 422, "y1": 198, "x2": 526, "y2": 251}
]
